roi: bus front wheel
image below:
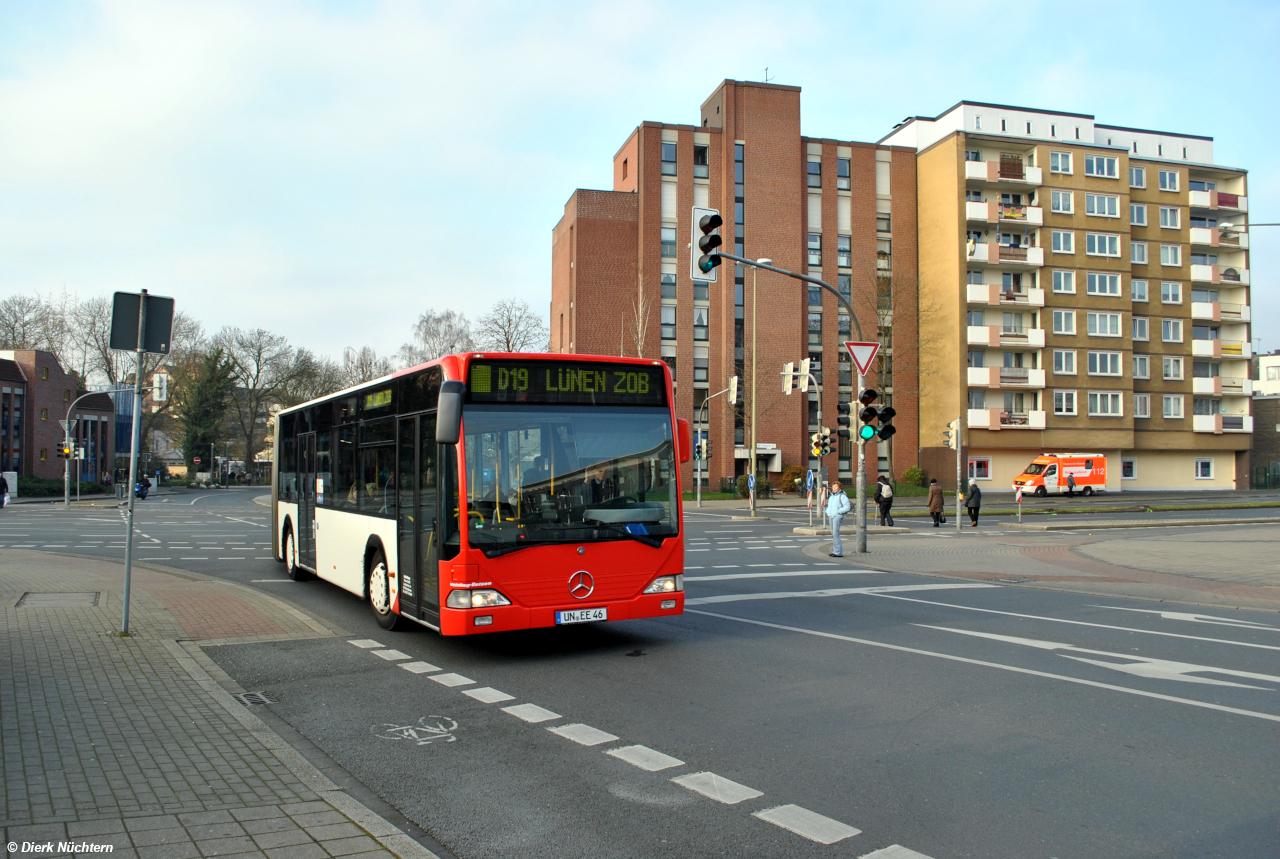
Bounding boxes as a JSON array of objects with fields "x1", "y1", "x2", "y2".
[
  {"x1": 284, "y1": 526, "x2": 309, "y2": 581},
  {"x1": 368, "y1": 548, "x2": 400, "y2": 631}
]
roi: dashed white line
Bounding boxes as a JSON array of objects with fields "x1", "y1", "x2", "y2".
[
  {"x1": 399, "y1": 661, "x2": 441, "y2": 674},
  {"x1": 548, "y1": 723, "x2": 618, "y2": 746},
  {"x1": 502, "y1": 703, "x2": 561, "y2": 723},
  {"x1": 349, "y1": 639, "x2": 384, "y2": 649},
  {"x1": 687, "y1": 583, "x2": 998, "y2": 605},
  {"x1": 607, "y1": 744, "x2": 684, "y2": 771},
  {"x1": 685, "y1": 569, "x2": 885, "y2": 583},
  {"x1": 672, "y1": 771, "x2": 763, "y2": 804},
  {"x1": 463, "y1": 687, "x2": 515, "y2": 703},
  {"x1": 753, "y1": 804, "x2": 860, "y2": 844},
  {"x1": 858, "y1": 844, "x2": 935, "y2": 858},
  {"x1": 429, "y1": 673, "x2": 474, "y2": 687}
]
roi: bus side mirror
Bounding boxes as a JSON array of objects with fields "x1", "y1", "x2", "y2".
[
  {"x1": 436, "y1": 381, "x2": 464, "y2": 444},
  {"x1": 676, "y1": 418, "x2": 691, "y2": 463}
]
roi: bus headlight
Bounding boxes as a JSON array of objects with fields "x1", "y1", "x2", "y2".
[
  {"x1": 446, "y1": 589, "x2": 512, "y2": 609},
  {"x1": 643, "y1": 574, "x2": 683, "y2": 594}
]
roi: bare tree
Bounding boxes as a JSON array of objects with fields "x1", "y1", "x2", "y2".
[
  {"x1": 282, "y1": 349, "x2": 345, "y2": 406},
  {"x1": 475, "y1": 298, "x2": 548, "y2": 353},
  {"x1": 342, "y1": 345, "x2": 394, "y2": 386},
  {"x1": 625, "y1": 291, "x2": 654, "y2": 359},
  {"x1": 0, "y1": 293, "x2": 56, "y2": 351},
  {"x1": 216, "y1": 327, "x2": 297, "y2": 469},
  {"x1": 398, "y1": 309, "x2": 475, "y2": 366}
]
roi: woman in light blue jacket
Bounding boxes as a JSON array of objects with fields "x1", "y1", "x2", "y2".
[{"x1": 825, "y1": 482, "x2": 852, "y2": 557}]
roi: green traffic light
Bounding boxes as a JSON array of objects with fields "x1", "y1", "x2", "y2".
[{"x1": 859, "y1": 425, "x2": 877, "y2": 441}]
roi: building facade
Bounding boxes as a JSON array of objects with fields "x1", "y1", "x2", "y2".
[
  {"x1": 0, "y1": 350, "x2": 115, "y2": 482},
  {"x1": 551, "y1": 80, "x2": 920, "y2": 491},
  {"x1": 882, "y1": 102, "x2": 1253, "y2": 490}
]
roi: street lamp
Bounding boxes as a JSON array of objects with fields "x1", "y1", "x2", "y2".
[{"x1": 750, "y1": 258, "x2": 772, "y2": 517}]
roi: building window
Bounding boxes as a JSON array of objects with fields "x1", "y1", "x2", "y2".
[
  {"x1": 661, "y1": 142, "x2": 677, "y2": 176},
  {"x1": 1119, "y1": 457, "x2": 1136, "y2": 478},
  {"x1": 41, "y1": 367, "x2": 49, "y2": 380},
  {"x1": 967, "y1": 389, "x2": 985, "y2": 410},
  {"x1": 1162, "y1": 356, "x2": 1184, "y2": 381},
  {"x1": 968, "y1": 350, "x2": 984, "y2": 368},
  {"x1": 1163, "y1": 394, "x2": 1184, "y2": 419},
  {"x1": 1085, "y1": 194, "x2": 1120, "y2": 218},
  {"x1": 968, "y1": 310, "x2": 985, "y2": 327},
  {"x1": 1162, "y1": 319, "x2": 1183, "y2": 342},
  {"x1": 837, "y1": 235, "x2": 851, "y2": 268},
  {"x1": 693, "y1": 282, "x2": 708, "y2": 301},
  {"x1": 1087, "y1": 312, "x2": 1122, "y2": 337},
  {"x1": 40, "y1": 448, "x2": 47, "y2": 461},
  {"x1": 1130, "y1": 167, "x2": 1146, "y2": 188},
  {"x1": 808, "y1": 312, "x2": 822, "y2": 346},
  {"x1": 1134, "y1": 393, "x2": 1151, "y2": 418},
  {"x1": 661, "y1": 273, "x2": 677, "y2": 299},
  {"x1": 838, "y1": 274, "x2": 851, "y2": 298},
  {"x1": 876, "y1": 214, "x2": 891, "y2": 233},
  {"x1": 1051, "y1": 190, "x2": 1073, "y2": 213},
  {"x1": 1159, "y1": 169, "x2": 1179, "y2": 192},
  {"x1": 1160, "y1": 244, "x2": 1181, "y2": 267},
  {"x1": 1132, "y1": 317, "x2": 1149, "y2": 342},
  {"x1": 968, "y1": 457, "x2": 992, "y2": 481},
  {"x1": 1053, "y1": 390, "x2": 1077, "y2": 415},
  {"x1": 1086, "y1": 272, "x2": 1121, "y2": 296},
  {"x1": 1133, "y1": 354, "x2": 1150, "y2": 379},
  {"x1": 1161, "y1": 281, "x2": 1182, "y2": 304},
  {"x1": 660, "y1": 305, "x2": 676, "y2": 340},
  {"x1": 1052, "y1": 271, "x2": 1075, "y2": 293},
  {"x1": 836, "y1": 158, "x2": 850, "y2": 190},
  {"x1": 1050, "y1": 151, "x2": 1072, "y2": 174},
  {"x1": 1130, "y1": 203, "x2": 1147, "y2": 226},
  {"x1": 693, "y1": 145, "x2": 709, "y2": 179},
  {"x1": 40, "y1": 408, "x2": 48, "y2": 420},
  {"x1": 1088, "y1": 352, "x2": 1123, "y2": 376},
  {"x1": 1052, "y1": 310, "x2": 1076, "y2": 335},
  {"x1": 693, "y1": 357, "x2": 709, "y2": 383},
  {"x1": 807, "y1": 159, "x2": 821, "y2": 188},
  {"x1": 1052, "y1": 230, "x2": 1075, "y2": 254},
  {"x1": 1085, "y1": 233, "x2": 1120, "y2": 257},
  {"x1": 693, "y1": 306, "x2": 709, "y2": 341},
  {"x1": 1194, "y1": 458, "x2": 1213, "y2": 479},
  {"x1": 809, "y1": 285, "x2": 822, "y2": 307},
  {"x1": 1084, "y1": 155, "x2": 1118, "y2": 178},
  {"x1": 807, "y1": 233, "x2": 822, "y2": 266},
  {"x1": 1088, "y1": 391, "x2": 1123, "y2": 416},
  {"x1": 968, "y1": 270, "x2": 984, "y2": 285},
  {"x1": 1159, "y1": 207, "x2": 1181, "y2": 229},
  {"x1": 1131, "y1": 241, "x2": 1147, "y2": 264},
  {"x1": 63, "y1": 389, "x2": 70, "y2": 401},
  {"x1": 1053, "y1": 349, "x2": 1076, "y2": 374},
  {"x1": 1132, "y1": 280, "x2": 1149, "y2": 302},
  {"x1": 660, "y1": 226, "x2": 677, "y2": 258}
]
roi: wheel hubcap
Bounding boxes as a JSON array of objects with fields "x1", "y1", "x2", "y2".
[{"x1": 370, "y1": 563, "x2": 389, "y2": 613}]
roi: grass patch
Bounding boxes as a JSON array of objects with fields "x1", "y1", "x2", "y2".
[{"x1": 682, "y1": 491, "x2": 737, "y2": 501}]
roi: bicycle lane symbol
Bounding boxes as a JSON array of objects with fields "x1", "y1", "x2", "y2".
[{"x1": 373, "y1": 716, "x2": 459, "y2": 745}]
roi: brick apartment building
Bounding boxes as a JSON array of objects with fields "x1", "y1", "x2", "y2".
[
  {"x1": 0, "y1": 350, "x2": 115, "y2": 482},
  {"x1": 551, "y1": 80, "x2": 920, "y2": 491}
]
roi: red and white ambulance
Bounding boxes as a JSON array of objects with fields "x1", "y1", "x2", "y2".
[{"x1": 1013, "y1": 453, "x2": 1107, "y2": 496}]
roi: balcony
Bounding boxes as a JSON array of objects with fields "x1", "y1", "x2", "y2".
[
  {"x1": 1193, "y1": 339, "x2": 1253, "y2": 360},
  {"x1": 967, "y1": 243, "x2": 1044, "y2": 267},
  {"x1": 999, "y1": 327, "x2": 1045, "y2": 348},
  {"x1": 968, "y1": 408, "x2": 1047, "y2": 431},
  {"x1": 964, "y1": 160, "x2": 1043, "y2": 186},
  {"x1": 1191, "y1": 376, "x2": 1252, "y2": 396},
  {"x1": 967, "y1": 366, "x2": 998, "y2": 387},
  {"x1": 966, "y1": 284, "x2": 1046, "y2": 307},
  {"x1": 1190, "y1": 264, "x2": 1249, "y2": 286},
  {"x1": 1189, "y1": 226, "x2": 1250, "y2": 250},
  {"x1": 966, "y1": 201, "x2": 1044, "y2": 226},
  {"x1": 1000, "y1": 367, "x2": 1046, "y2": 388},
  {"x1": 1193, "y1": 414, "x2": 1254, "y2": 434},
  {"x1": 1188, "y1": 190, "x2": 1248, "y2": 212},
  {"x1": 1191, "y1": 301, "x2": 1251, "y2": 323}
]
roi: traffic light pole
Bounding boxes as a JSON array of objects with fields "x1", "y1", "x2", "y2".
[
  {"x1": 718, "y1": 251, "x2": 869, "y2": 554},
  {"x1": 121, "y1": 291, "x2": 147, "y2": 636},
  {"x1": 956, "y1": 412, "x2": 964, "y2": 533},
  {"x1": 695, "y1": 386, "x2": 731, "y2": 508}
]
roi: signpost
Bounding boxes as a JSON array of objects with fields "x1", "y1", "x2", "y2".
[
  {"x1": 1015, "y1": 484, "x2": 1023, "y2": 523},
  {"x1": 806, "y1": 469, "x2": 814, "y2": 526},
  {"x1": 747, "y1": 473, "x2": 755, "y2": 511},
  {"x1": 844, "y1": 342, "x2": 881, "y2": 554}
]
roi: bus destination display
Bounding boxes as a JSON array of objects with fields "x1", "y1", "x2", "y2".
[{"x1": 468, "y1": 360, "x2": 666, "y2": 406}]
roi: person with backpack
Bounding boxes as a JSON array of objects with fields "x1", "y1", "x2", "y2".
[
  {"x1": 873, "y1": 475, "x2": 895, "y2": 526},
  {"x1": 825, "y1": 481, "x2": 852, "y2": 557}
]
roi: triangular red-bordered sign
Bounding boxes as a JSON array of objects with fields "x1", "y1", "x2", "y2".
[{"x1": 843, "y1": 341, "x2": 880, "y2": 376}]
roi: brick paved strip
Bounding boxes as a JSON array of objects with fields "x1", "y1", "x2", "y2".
[{"x1": 1001, "y1": 516, "x2": 1280, "y2": 531}]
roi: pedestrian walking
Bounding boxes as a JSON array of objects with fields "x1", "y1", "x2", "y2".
[
  {"x1": 1066, "y1": 472, "x2": 1076, "y2": 498},
  {"x1": 966, "y1": 480, "x2": 982, "y2": 526},
  {"x1": 0, "y1": 472, "x2": 8, "y2": 510},
  {"x1": 927, "y1": 478, "x2": 944, "y2": 527},
  {"x1": 825, "y1": 481, "x2": 852, "y2": 557},
  {"x1": 874, "y1": 475, "x2": 895, "y2": 526}
]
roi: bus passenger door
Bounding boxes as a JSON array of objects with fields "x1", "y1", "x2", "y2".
[
  {"x1": 298, "y1": 433, "x2": 317, "y2": 570},
  {"x1": 395, "y1": 414, "x2": 441, "y2": 624},
  {"x1": 418, "y1": 414, "x2": 440, "y2": 623},
  {"x1": 397, "y1": 417, "x2": 420, "y2": 619}
]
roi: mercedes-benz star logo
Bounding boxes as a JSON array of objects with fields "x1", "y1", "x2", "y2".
[{"x1": 568, "y1": 571, "x2": 595, "y2": 600}]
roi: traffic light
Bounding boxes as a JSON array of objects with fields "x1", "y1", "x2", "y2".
[
  {"x1": 58, "y1": 445, "x2": 71, "y2": 459},
  {"x1": 943, "y1": 419, "x2": 960, "y2": 450},
  {"x1": 858, "y1": 389, "x2": 880, "y2": 440},
  {"x1": 705, "y1": 438, "x2": 713, "y2": 460},
  {"x1": 798, "y1": 358, "x2": 811, "y2": 392},
  {"x1": 695, "y1": 438, "x2": 704, "y2": 460},
  {"x1": 692, "y1": 208, "x2": 723, "y2": 280},
  {"x1": 810, "y1": 431, "x2": 822, "y2": 458},
  {"x1": 728, "y1": 376, "x2": 739, "y2": 405},
  {"x1": 876, "y1": 405, "x2": 897, "y2": 441},
  {"x1": 153, "y1": 372, "x2": 168, "y2": 403},
  {"x1": 783, "y1": 362, "x2": 794, "y2": 395},
  {"x1": 836, "y1": 401, "x2": 852, "y2": 438},
  {"x1": 820, "y1": 427, "x2": 833, "y2": 456}
]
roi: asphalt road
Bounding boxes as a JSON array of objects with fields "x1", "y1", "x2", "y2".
[{"x1": 3, "y1": 490, "x2": 1278, "y2": 858}]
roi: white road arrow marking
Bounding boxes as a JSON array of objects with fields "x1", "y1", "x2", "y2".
[
  {"x1": 1090, "y1": 605, "x2": 1278, "y2": 631},
  {"x1": 916, "y1": 625, "x2": 1280, "y2": 690}
]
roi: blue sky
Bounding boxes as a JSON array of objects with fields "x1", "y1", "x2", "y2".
[{"x1": 1, "y1": 0, "x2": 1277, "y2": 357}]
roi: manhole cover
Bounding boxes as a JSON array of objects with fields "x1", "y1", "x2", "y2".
[
  {"x1": 233, "y1": 691, "x2": 278, "y2": 706},
  {"x1": 16, "y1": 592, "x2": 100, "y2": 607}
]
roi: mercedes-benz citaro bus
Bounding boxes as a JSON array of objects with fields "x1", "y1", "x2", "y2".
[{"x1": 272, "y1": 353, "x2": 690, "y2": 635}]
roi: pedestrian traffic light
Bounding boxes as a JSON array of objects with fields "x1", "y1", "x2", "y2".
[
  {"x1": 943, "y1": 418, "x2": 960, "y2": 450},
  {"x1": 820, "y1": 427, "x2": 833, "y2": 456},
  {"x1": 728, "y1": 375, "x2": 739, "y2": 405},
  {"x1": 836, "y1": 402, "x2": 852, "y2": 438},
  {"x1": 783, "y1": 362, "x2": 794, "y2": 395},
  {"x1": 810, "y1": 431, "x2": 822, "y2": 458},
  {"x1": 692, "y1": 208, "x2": 723, "y2": 280}
]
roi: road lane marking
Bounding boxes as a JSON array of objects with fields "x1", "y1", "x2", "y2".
[
  {"x1": 917, "y1": 625, "x2": 1280, "y2": 690},
  {"x1": 689, "y1": 609, "x2": 1280, "y2": 724},
  {"x1": 1090, "y1": 605, "x2": 1279, "y2": 631},
  {"x1": 463, "y1": 687, "x2": 514, "y2": 703},
  {"x1": 607, "y1": 744, "x2": 684, "y2": 771},
  {"x1": 348, "y1": 639, "x2": 384, "y2": 648},
  {"x1": 672, "y1": 771, "x2": 763, "y2": 804},
  {"x1": 501, "y1": 703, "x2": 560, "y2": 723},
  {"x1": 399, "y1": 661, "x2": 441, "y2": 674},
  {"x1": 685, "y1": 569, "x2": 884, "y2": 583},
  {"x1": 548, "y1": 723, "x2": 618, "y2": 746},
  {"x1": 858, "y1": 846, "x2": 935, "y2": 859},
  {"x1": 686, "y1": 583, "x2": 998, "y2": 605},
  {"x1": 753, "y1": 804, "x2": 860, "y2": 844},
  {"x1": 871, "y1": 594, "x2": 1280, "y2": 653}
]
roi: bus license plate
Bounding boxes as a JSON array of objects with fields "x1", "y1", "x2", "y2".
[{"x1": 556, "y1": 608, "x2": 607, "y2": 625}]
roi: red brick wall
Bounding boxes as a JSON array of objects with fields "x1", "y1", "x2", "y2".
[{"x1": 5, "y1": 350, "x2": 113, "y2": 480}]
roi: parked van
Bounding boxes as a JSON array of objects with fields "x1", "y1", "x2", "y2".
[{"x1": 1014, "y1": 453, "x2": 1107, "y2": 496}]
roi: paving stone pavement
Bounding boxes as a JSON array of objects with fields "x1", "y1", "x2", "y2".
[{"x1": 1, "y1": 551, "x2": 439, "y2": 859}]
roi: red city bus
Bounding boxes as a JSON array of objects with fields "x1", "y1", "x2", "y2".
[{"x1": 272, "y1": 353, "x2": 690, "y2": 635}]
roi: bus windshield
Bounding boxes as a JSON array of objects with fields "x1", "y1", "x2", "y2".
[
  {"x1": 1022, "y1": 463, "x2": 1047, "y2": 475},
  {"x1": 462, "y1": 404, "x2": 678, "y2": 553}
]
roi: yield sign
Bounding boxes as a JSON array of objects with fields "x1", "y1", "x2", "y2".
[{"x1": 843, "y1": 341, "x2": 880, "y2": 376}]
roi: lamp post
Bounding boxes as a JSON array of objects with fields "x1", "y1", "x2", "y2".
[{"x1": 750, "y1": 258, "x2": 772, "y2": 517}]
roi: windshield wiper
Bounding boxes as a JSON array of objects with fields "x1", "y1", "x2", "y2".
[
  {"x1": 480, "y1": 542, "x2": 539, "y2": 558},
  {"x1": 593, "y1": 523, "x2": 664, "y2": 548}
]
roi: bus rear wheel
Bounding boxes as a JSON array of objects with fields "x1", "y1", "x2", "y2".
[{"x1": 368, "y1": 548, "x2": 400, "y2": 631}]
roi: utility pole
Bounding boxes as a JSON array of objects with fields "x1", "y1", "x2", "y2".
[
  {"x1": 855, "y1": 370, "x2": 868, "y2": 553},
  {"x1": 956, "y1": 412, "x2": 964, "y2": 532},
  {"x1": 121, "y1": 291, "x2": 147, "y2": 635}
]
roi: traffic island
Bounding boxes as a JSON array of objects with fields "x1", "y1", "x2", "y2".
[{"x1": 793, "y1": 524, "x2": 911, "y2": 535}]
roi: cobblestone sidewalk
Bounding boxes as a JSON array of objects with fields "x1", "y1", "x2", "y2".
[{"x1": 1, "y1": 551, "x2": 438, "y2": 859}]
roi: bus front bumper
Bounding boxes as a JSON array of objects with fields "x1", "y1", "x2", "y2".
[{"x1": 437, "y1": 592, "x2": 685, "y2": 636}]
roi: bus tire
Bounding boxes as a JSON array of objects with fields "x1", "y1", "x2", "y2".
[
  {"x1": 368, "y1": 548, "x2": 400, "y2": 631},
  {"x1": 1083, "y1": 486, "x2": 1094, "y2": 496},
  {"x1": 283, "y1": 524, "x2": 309, "y2": 581},
  {"x1": 1034, "y1": 486, "x2": 1046, "y2": 497}
]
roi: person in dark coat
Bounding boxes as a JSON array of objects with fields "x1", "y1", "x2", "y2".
[
  {"x1": 873, "y1": 475, "x2": 895, "y2": 526},
  {"x1": 966, "y1": 480, "x2": 982, "y2": 526},
  {"x1": 927, "y1": 478, "x2": 944, "y2": 527}
]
